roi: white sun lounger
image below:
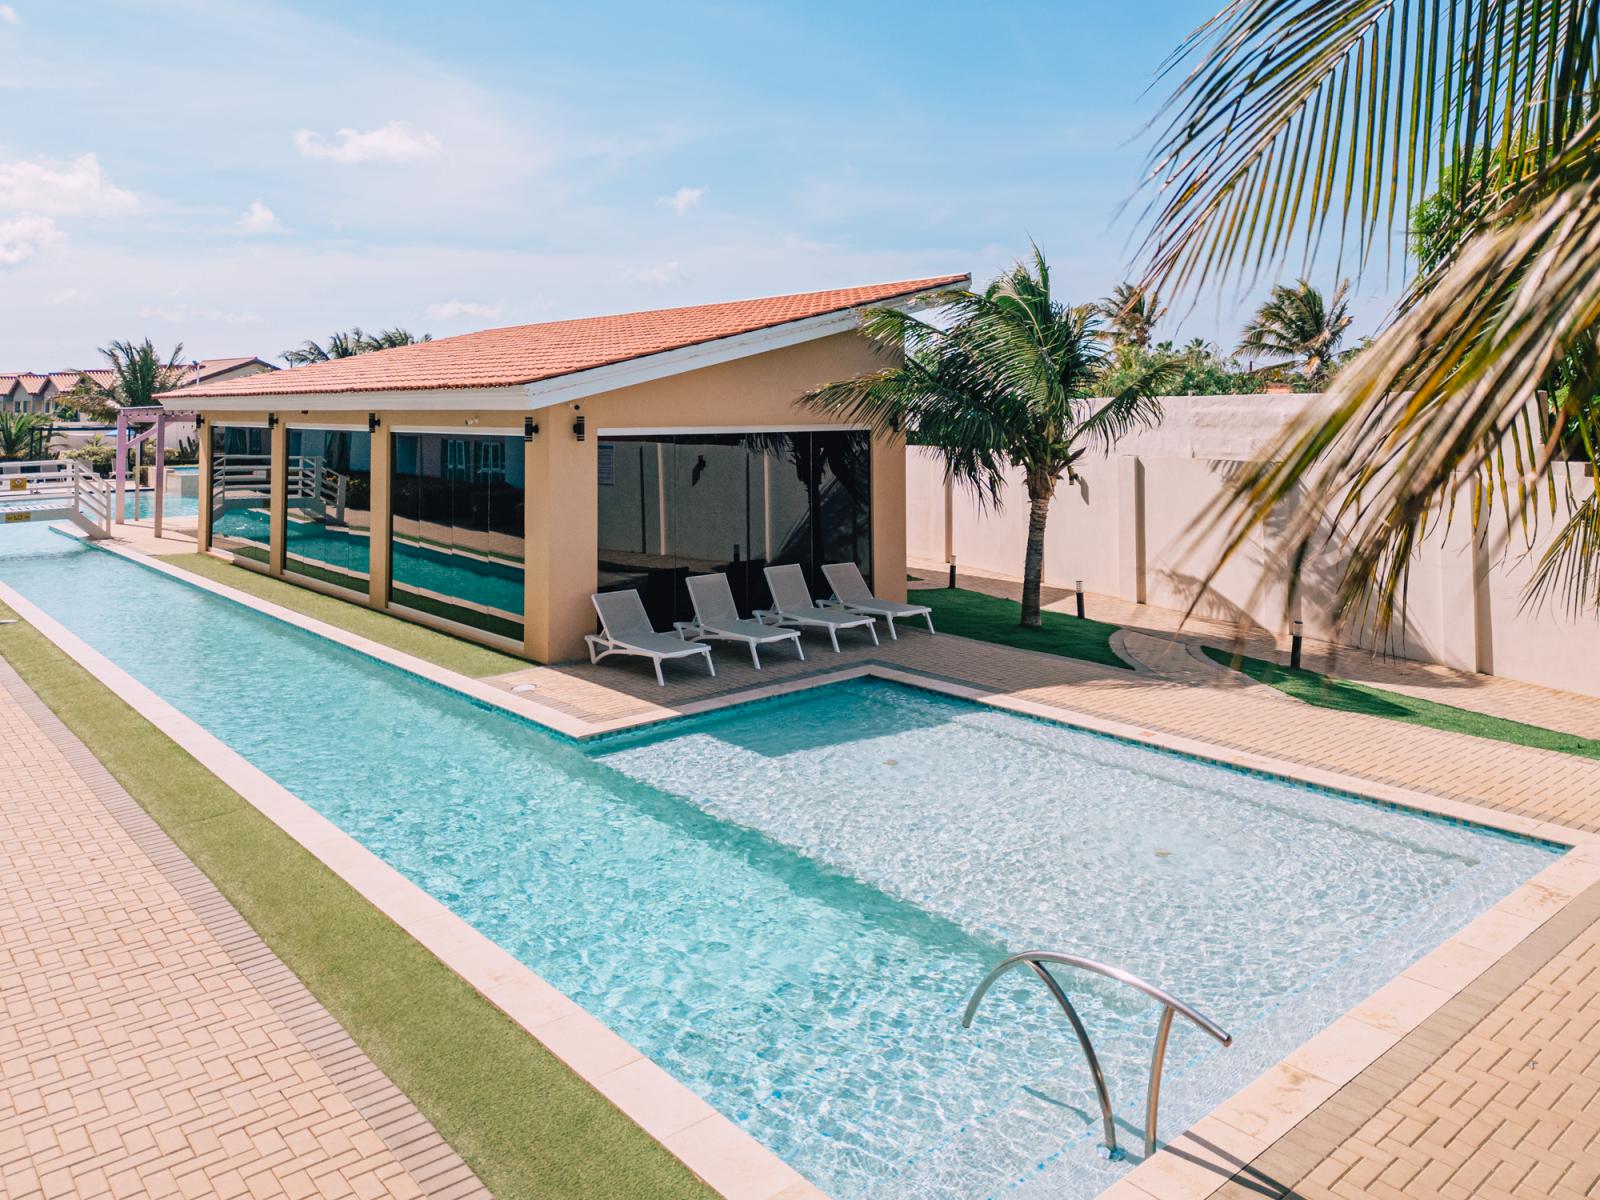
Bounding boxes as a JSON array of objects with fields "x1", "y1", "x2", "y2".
[
  {"x1": 821, "y1": 562, "x2": 935, "y2": 640},
  {"x1": 587, "y1": 590, "x2": 715, "y2": 686},
  {"x1": 759, "y1": 563, "x2": 879, "y2": 653},
  {"x1": 680, "y1": 573, "x2": 805, "y2": 669}
]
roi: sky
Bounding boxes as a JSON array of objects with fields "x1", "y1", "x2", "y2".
[{"x1": 0, "y1": 0, "x2": 1402, "y2": 369}]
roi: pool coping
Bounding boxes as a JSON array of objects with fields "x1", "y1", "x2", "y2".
[{"x1": 12, "y1": 537, "x2": 1600, "y2": 1200}]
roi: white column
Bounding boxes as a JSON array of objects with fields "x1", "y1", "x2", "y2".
[{"x1": 1116, "y1": 454, "x2": 1146, "y2": 604}]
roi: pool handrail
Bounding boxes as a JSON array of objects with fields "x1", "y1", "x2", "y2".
[{"x1": 961, "y1": 949, "x2": 1231, "y2": 1161}]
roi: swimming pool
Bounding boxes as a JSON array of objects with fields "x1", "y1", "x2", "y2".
[
  {"x1": 0, "y1": 525, "x2": 1559, "y2": 1199},
  {"x1": 121, "y1": 489, "x2": 201, "y2": 520}
]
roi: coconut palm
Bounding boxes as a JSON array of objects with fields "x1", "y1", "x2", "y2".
[
  {"x1": 803, "y1": 247, "x2": 1174, "y2": 627},
  {"x1": 283, "y1": 327, "x2": 431, "y2": 365},
  {"x1": 1099, "y1": 283, "x2": 1166, "y2": 354},
  {"x1": 1140, "y1": 1, "x2": 1600, "y2": 630},
  {"x1": 0, "y1": 411, "x2": 54, "y2": 459},
  {"x1": 1237, "y1": 279, "x2": 1352, "y2": 383},
  {"x1": 100, "y1": 339, "x2": 187, "y2": 408}
]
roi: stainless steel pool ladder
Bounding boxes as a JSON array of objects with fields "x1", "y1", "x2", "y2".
[{"x1": 961, "y1": 951, "x2": 1232, "y2": 1161}]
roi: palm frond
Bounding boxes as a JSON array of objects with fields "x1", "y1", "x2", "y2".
[{"x1": 1141, "y1": 1, "x2": 1598, "y2": 296}]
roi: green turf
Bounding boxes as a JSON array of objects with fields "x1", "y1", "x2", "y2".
[
  {"x1": 1203, "y1": 645, "x2": 1600, "y2": 761},
  {"x1": 919, "y1": 586, "x2": 1129, "y2": 669},
  {"x1": 0, "y1": 604, "x2": 711, "y2": 1200},
  {"x1": 162, "y1": 553, "x2": 529, "y2": 677}
]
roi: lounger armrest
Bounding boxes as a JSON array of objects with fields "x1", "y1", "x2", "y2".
[
  {"x1": 815, "y1": 597, "x2": 843, "y2": 608},
  {"x1": 671, "y1": 621, "x2": 698, "y2": 640},
  {"x1": 752, "y1": 608, "x2": 783, "y2": 625}
]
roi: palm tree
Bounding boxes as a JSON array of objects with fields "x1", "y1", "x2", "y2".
[
  {"x1": 283, "y1": 327, "x2": 431, "y2": 365},
  {"x1": 803, "y1": 247, "x2": 1173, "y2": 626},
  {"x1": 1237, "y1": 279, "x2": 1352, "y2": 384},
  {"x1": 1140, "y1": 2, "x2": 1600, "y2": 630},
  {"x1": 100, "y1": 339, "x2": 187, "y2": 408},
  {"x1": 1098, "y1": 283, "x2": 1166, "y2": 354},
  {"x1": 0, "y1": 411, "x2": 55, "y2": 459}
]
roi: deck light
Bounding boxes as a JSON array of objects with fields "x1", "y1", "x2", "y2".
[{"x1": 1290, "y1": 620, "x2": 1304, "y2": 671}]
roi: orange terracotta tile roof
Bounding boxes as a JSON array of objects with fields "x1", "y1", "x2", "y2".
[{"x1": 170, "y1": 276, "x2": 968, "y2": 400}]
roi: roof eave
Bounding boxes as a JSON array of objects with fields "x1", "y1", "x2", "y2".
[{"x1": 169, "y1": 275, "x2": 969, "y2": 412}]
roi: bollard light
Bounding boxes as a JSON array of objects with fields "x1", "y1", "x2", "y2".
[
  {"x1": 1290, "y1": 620, "x2": 1304, "y2": 671},
  {"x1": 1075, "y1": 580, "x2": 1086, "y2": 620},
  {"x1": 948, "y1": 555, "x2": 958, "y2": 589}
]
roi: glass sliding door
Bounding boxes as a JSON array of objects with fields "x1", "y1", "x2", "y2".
[
  {"x1": 208, "y1": 424, "x2": 272, "y2": 562},
  {"x1": 284, "y1": 427, "x2": 373, "y2": 593},
  {"x1": 390, "y1": 431, "x2": 525, "y2": 639},
  {"x1": 597, "y1": 430, "x2": 871, "y2": 630}
]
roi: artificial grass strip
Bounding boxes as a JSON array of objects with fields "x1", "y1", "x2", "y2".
[
  {"x1": 162, "y1": 553, "x2": 529, "y2": 677},
  {"x1": 919, "y1": 586, "x2": 1129, "y2": 669},
  {"x1": 0, "y1": 606, "x2": 712, "y2": 1200},
  {"x1": 1203, "y1": 645, "x2": 1600, "y2": 762}
]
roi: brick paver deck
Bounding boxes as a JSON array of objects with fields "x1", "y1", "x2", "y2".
[{"x1": 0, "y1": 657, "x2": 488, "y2": 1200}]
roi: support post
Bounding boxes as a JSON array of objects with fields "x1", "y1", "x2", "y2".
[
  {"x1": 367, "y1": 420, "x2": 391, "y2": 610},
  {"x1": 114, "y1": 409, "x2": 128, "y2": 525},
  {"x1": 268, "y1": 415, "x2": 287, "y2": 576},
  {"x1": 153, "y1": 411, "x2": 167, "y2": 538}
]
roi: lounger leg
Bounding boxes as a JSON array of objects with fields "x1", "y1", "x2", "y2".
[
  {"x1": 748, "y1": 640, "x2": 761, "y2": 669},
  {"x1": 653, "y1": 657, "x2": 665, "y2": 687},
  {"x1": 886, "y1": 615, "x2": 898, "y2": 640},
  {"x1": 704, "y1": 650, "x2": 716, "y2": 678},
  {"x1": 924, "y1": 612, "x2": 936, "y2": 635},
  {"x1": 793, "y1": 636, "x2": 805, "y2": 661},
  {"x1": 827, "y1": 626, "x2": 839, "y2": 653},
  {"x1": 867, "y1": 621, "x2": 880, "y2": 646}
]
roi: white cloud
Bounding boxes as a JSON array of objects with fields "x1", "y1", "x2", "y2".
[
  {"x1": 0, "y1": 6, "x2": 19, "y2": 26},
  {"x1": 138, "y1": 303, "x2": 262, "y2": 325},
  {"x1": 0, "y1": 153, "x2": 137, "y2": 217},
  {"x1": 294, "y1": 121, "x2": 443, "y2": 164},
  {"x1": 424, "y1": 299, "x2": 503, "y2": 322},
  {"x1": 627, "y1": 260, "x2": 683, "y2": 285},
  {"x1": 659, "y1": 186, "x2": 706, "y2": 216},
  {"x1": 50, "y1": 287, "x2": 78, "y2": 305},
  {"x1": 236, "y1": 200, "x2": 284, "y2": 234},
  {"x1": 0, "y1": 215, "x2": 62, "y2": 265}
]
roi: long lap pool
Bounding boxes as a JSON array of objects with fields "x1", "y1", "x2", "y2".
[{"x1": 0, "y1": 524, "x2": 1558, "y2": 1199}]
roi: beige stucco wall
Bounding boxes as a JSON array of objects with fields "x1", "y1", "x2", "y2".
[
  {"x1": 908, "y1": 394, "x2": 1600, "y2": 700},
  {"x1": 195, "y1": 330, "x2": 905, "y2": 664}
]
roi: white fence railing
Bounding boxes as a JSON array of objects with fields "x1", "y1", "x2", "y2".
[{"x1": 0, "y1": 459, "x2": 113, "y2": 536}]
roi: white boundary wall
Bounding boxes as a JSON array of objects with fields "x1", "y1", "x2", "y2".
[{"x1": 907, "y1": 394, "x2": 1600, "y2": 699}]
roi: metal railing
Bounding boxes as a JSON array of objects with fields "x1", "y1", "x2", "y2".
[
  {"x1": 0, "y1": 459, "x2": 113, "y2": 536},
  {"x1": 962, "y1": 950, "x2": 1232, "y2": 1161}
]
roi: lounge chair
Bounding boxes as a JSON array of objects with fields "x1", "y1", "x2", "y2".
[
  {"x1": 821, "y1": 562, "x2": 935, "y2": 640},
  {"x1": 681, "y1": 573, "x2": 805, "y2": 669},
  {"x1": 759, "y1": 563, "x2": 880, "y2": 652},
  {"x1": 587, "y1": 590, "x2": 715, "y2": 686}
]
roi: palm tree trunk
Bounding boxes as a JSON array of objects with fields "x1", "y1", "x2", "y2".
[{"x1": 1020, "y1": 473, "x2": 1056, "y2": 627}]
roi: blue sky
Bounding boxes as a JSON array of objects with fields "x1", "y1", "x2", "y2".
[{"x1": 1, "y1": 0, "x2": 1398, "y2": 367}]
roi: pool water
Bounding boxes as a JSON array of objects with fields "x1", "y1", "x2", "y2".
[
  {"x1": 122, "y1": 490, "x2": 200, "y2": 520},
  {"x1": 0, "y1": 525, "x2": 1558, "y2": 1199}
]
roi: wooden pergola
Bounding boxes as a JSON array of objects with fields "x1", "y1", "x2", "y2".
[{"x1": 114, "y1": 405, "x2": 197, "y2": 538}]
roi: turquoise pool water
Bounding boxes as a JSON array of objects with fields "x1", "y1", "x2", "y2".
[
  {"x1": 0, "y1": 525, "x2": 1558, "y2": 1199},
  {"x1": 122, "y1": 490, "x2": 200, "y2": 520}
]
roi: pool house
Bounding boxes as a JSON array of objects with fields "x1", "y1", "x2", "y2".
[{"x1": 175, "y1": 277, "x2": 962, "y2": 662}]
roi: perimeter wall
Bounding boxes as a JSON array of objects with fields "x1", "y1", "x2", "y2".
[{"x1": 906, "y1": 394, "x2": 1600, "y2": 699}]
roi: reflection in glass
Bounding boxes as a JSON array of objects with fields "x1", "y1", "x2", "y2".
[
  {"x1": 208, "y1": 425, "x2": 271, "y2": 562},
  {"x1": 284, "y1": 428, "x2": 373, "y2": 593},
  {"x1": 390, "y1": 432, "x2": 525, "y2": 638},
  {"x1": 596, "y1": 430, "x2": 871, "y2": 629}
]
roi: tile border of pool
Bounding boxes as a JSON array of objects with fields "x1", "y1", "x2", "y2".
[{"x1": 12, "y1": 536, "x2": 1600, "y2": 1200}]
